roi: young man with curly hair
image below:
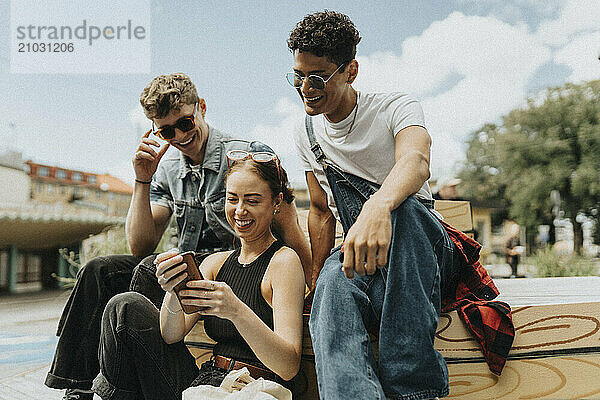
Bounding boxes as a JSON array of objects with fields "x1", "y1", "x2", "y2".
[
  {"x1": 286, "y1": 11, "x2": 512, "y2": 400},
  {"x1": 46, "y1": 73, "x2": 311, "y2": 400}
]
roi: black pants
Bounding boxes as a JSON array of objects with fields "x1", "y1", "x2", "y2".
[
  {"x1": 45, "y1": 254, "x2": 164, "y2": 390},
  {"x1": 91, "y1": 292, "x2": 199, "y2": 400}
]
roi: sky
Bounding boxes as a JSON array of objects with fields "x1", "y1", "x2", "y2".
[{"x1": 1, "y1": 0, "x2": 599, "y2": 188}]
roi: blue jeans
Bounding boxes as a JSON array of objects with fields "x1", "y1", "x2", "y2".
[{"x1": 310, "y1": 165, "x2": 453, "y2": 399}]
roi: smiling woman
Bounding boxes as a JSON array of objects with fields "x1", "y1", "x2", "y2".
[
  {"x1": 91, "y1": 151, "x2": 305, "y2": 400},
  {"x1": 224, "y1": 152, "x2": 294, "y2": 264}
]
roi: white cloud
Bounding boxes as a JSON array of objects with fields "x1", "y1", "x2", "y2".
[
  {"x1": 453, "y1": 0, "x2": 561, "y2": 24},
  {"x1": 128, "y1": 106, "x2": 148, "y2": 130},
  {"x1": 554, "y1": 31, "x2": 600, "y2": 83},
  {"x1": 536, "y1": 0, "x2": 600, "y2": 46},
  {"x1": 355, "y1": 12, "x2": 550, "y2": 178},
  {"x1": 249, "y1": 97, "x2": 306, "y2": 186}
]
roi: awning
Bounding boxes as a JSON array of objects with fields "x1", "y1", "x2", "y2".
[{"x1": 0, "y1": 208, "x2": 124, "y2": 251}]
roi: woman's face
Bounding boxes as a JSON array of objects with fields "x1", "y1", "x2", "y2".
[{"x1": 225, "y1": 167, "x2": 280, "y2": 242}]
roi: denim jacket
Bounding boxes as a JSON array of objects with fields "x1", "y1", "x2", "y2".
[{"x1": 150, "y1": 125, "x2": 272, "y2": 252}]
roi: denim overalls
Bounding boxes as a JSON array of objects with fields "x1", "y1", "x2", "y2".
[{"x1": 305, "y1": 116, "x2": 454, "y2": 400}]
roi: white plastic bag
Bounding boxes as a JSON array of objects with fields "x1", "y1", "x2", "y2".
[{"x1": 183, "y1": 367, "x2": 292, "y2": 400}]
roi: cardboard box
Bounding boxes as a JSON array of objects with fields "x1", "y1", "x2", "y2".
[{"x1": 434, "y1": 200, "x2": 473, "y2": 232}]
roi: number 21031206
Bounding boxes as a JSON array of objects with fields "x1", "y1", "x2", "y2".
[{"x1": 18, "y1": 42, "x2": 74, "y2": 52}]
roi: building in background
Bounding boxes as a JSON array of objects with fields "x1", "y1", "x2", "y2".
[
  {"x1": 0, "y1": 151, "x2": 132, "y2": 294},
  {"x1": 26, "y1": 161, "x2": 131, "y2": 216}
]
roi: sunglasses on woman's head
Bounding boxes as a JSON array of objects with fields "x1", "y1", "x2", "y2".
[
  {"x1": 226, "y1": 150, "x2": 282, "y2": 184},
  {"x1": 152, "y1": 104, "x2": 197, "y2": 140}
]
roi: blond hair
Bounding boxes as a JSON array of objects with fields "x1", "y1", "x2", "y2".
[{"x1": 139, "y1": 73, "x2": 199, "y2": 119}]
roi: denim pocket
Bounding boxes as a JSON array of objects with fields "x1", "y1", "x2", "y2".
[{"x1": 207, "y1": 194, "x2": 225, "y2": 213}]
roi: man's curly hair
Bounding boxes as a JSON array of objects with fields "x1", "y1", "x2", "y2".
[
  {"x1": 140, "y1": 73, "x2": 199, "y2": 119},
  {"x1": 287, "y1": 10, "x2": 361, "y2": 68}
]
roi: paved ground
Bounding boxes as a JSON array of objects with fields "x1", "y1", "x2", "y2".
[
  {"x1": 0, "y1": 290, "x2": 84, "y2": 400},
  {"x1": 0, "y1": 264, "x2": 591, "y2": 399}
]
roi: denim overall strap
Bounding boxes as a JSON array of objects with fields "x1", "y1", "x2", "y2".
[
  {"x1": 305, "y1": 115, "x2": 326, "y2": 165},
  {"x1": 305, "y1": 115, "x2": 378, "y2": 234}
]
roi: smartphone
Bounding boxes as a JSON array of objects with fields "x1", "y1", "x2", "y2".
[{"x1": 172, "y1": 251, "x2": 205, "y2": 314}]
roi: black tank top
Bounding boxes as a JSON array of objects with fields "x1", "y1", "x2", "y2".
[{"x1": 204, "y1": 240, "x2": 283, "y2": 367}]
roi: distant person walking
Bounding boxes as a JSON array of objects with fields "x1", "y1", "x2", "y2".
[{"x1": 505, "y1": 224, "x2": 522, "y2": 278}]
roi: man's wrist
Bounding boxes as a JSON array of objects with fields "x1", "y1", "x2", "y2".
[
  {"x1": 366, "y1": 193, "x2": 394, "y2": 213},
  {"x1": 230, "y1": 299, "x2": 250, "y2": 325}
]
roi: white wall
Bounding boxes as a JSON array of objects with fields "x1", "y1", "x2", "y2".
[{"x1": 0, "y1": 165, "x2": 30, "y2": 205}]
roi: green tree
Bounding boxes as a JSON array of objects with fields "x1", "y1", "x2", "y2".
[
  {"x1": 459, "y1": 80, "x2": 600, "y2": 254},
  {"x1": 458, "y1": 123, "x2": 506, "y2": 203}
]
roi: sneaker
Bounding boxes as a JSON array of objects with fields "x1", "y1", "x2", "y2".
[{"x1": 63, "y1": 389, "x2": 94, "y2": 400}]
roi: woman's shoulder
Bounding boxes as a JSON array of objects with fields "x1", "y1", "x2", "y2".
[
  {"x1": 205, "y1": 249, "x2": 235, "y2": 261},
  {"x1": 272, "y1": 245, "x2": 301, "y2": 262},
  {"x1": 267, "y1": 246, "x2": 303, "y2": 277}
]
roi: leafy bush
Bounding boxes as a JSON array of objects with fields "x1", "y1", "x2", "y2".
[
  {"x1": 533, "y1": 247, "x2": 599, "y2": 277},
  {"x1": 55, "y1": 220, "x2": 178, "y2": 287}
]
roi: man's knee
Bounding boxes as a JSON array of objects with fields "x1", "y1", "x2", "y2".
[
  {"x1": 130, "y1": 254, "x2": 163, "y2": 307},
  {"x1": 77, "y1": 256, "x2": 113, "y2": 283},
  {"x1": 392, "y1": 196, "x2": 429, "y2": 223},
  {"x1": 104, "y1": 292, "x2": 153, "y2": 328},
  {"x1": 77, "y1": 254, "x2": 137, "y2": 282},
  {"x1": 138, "y1": 254, "x2": 157, "y2": 273},
  {"x1": 315, "y1": 252, "x2": 344, "y2": 292}
]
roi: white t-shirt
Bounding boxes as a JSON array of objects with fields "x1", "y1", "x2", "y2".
[{"x1": 293, "y1": 91, "x2": 433, "y2": 220}]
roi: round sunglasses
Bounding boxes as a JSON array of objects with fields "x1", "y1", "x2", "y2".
[
  {"x1": 152, "y1": 103, "x2": 197, "y2": 140},
  {"x1": 285, "y1": 63, "x2": 346, "y2": 90}
]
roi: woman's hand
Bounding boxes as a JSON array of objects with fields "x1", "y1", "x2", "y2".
[
  {"x1": 178, "y1": 280, "x2": 246, "y2": 321},
  {"x1": 154, "y1": 249, "x2": 188, "y2": 293}
]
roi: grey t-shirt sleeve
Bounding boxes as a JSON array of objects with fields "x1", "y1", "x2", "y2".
[
  {"x1": 149, "y1": 163, "x2": 173, "y2": 211},
  {"x1": 386, "y1": 93, "x2": 426, "y2": 137}
]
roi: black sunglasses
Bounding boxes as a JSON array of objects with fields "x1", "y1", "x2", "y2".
[{"x1": 152, "y1": 103, "x2": 197, "y2": 140}]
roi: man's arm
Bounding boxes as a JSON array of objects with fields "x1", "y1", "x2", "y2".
[
  {"x1": 126, "y1": 130, "x2": 172, "y2": 257},
  {"x1": 272, "y1": 201, "x2": 312, "y2": 287},
  {"x1": 306, "y1": 171, "x2": 336, "y2": 289},
  {"x1": 126, "y1": 188, "x2": 172, "y2": 257},
  {"x1": 342, "y1": 125, "x2": 431, "y2": 278}
]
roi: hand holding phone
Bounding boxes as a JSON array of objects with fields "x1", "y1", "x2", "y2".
[{"x1": 172, "y1": 251, "x2": 206, "y2": 314}]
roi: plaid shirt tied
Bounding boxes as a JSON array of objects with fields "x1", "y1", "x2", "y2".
[{"x1": 441, "y1": 220, "x2": 515, "y2": 375}]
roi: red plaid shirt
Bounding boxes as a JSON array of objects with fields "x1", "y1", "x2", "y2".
[{"x1": 440, "y1": 221, "x2": 515, "y2": 375}]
